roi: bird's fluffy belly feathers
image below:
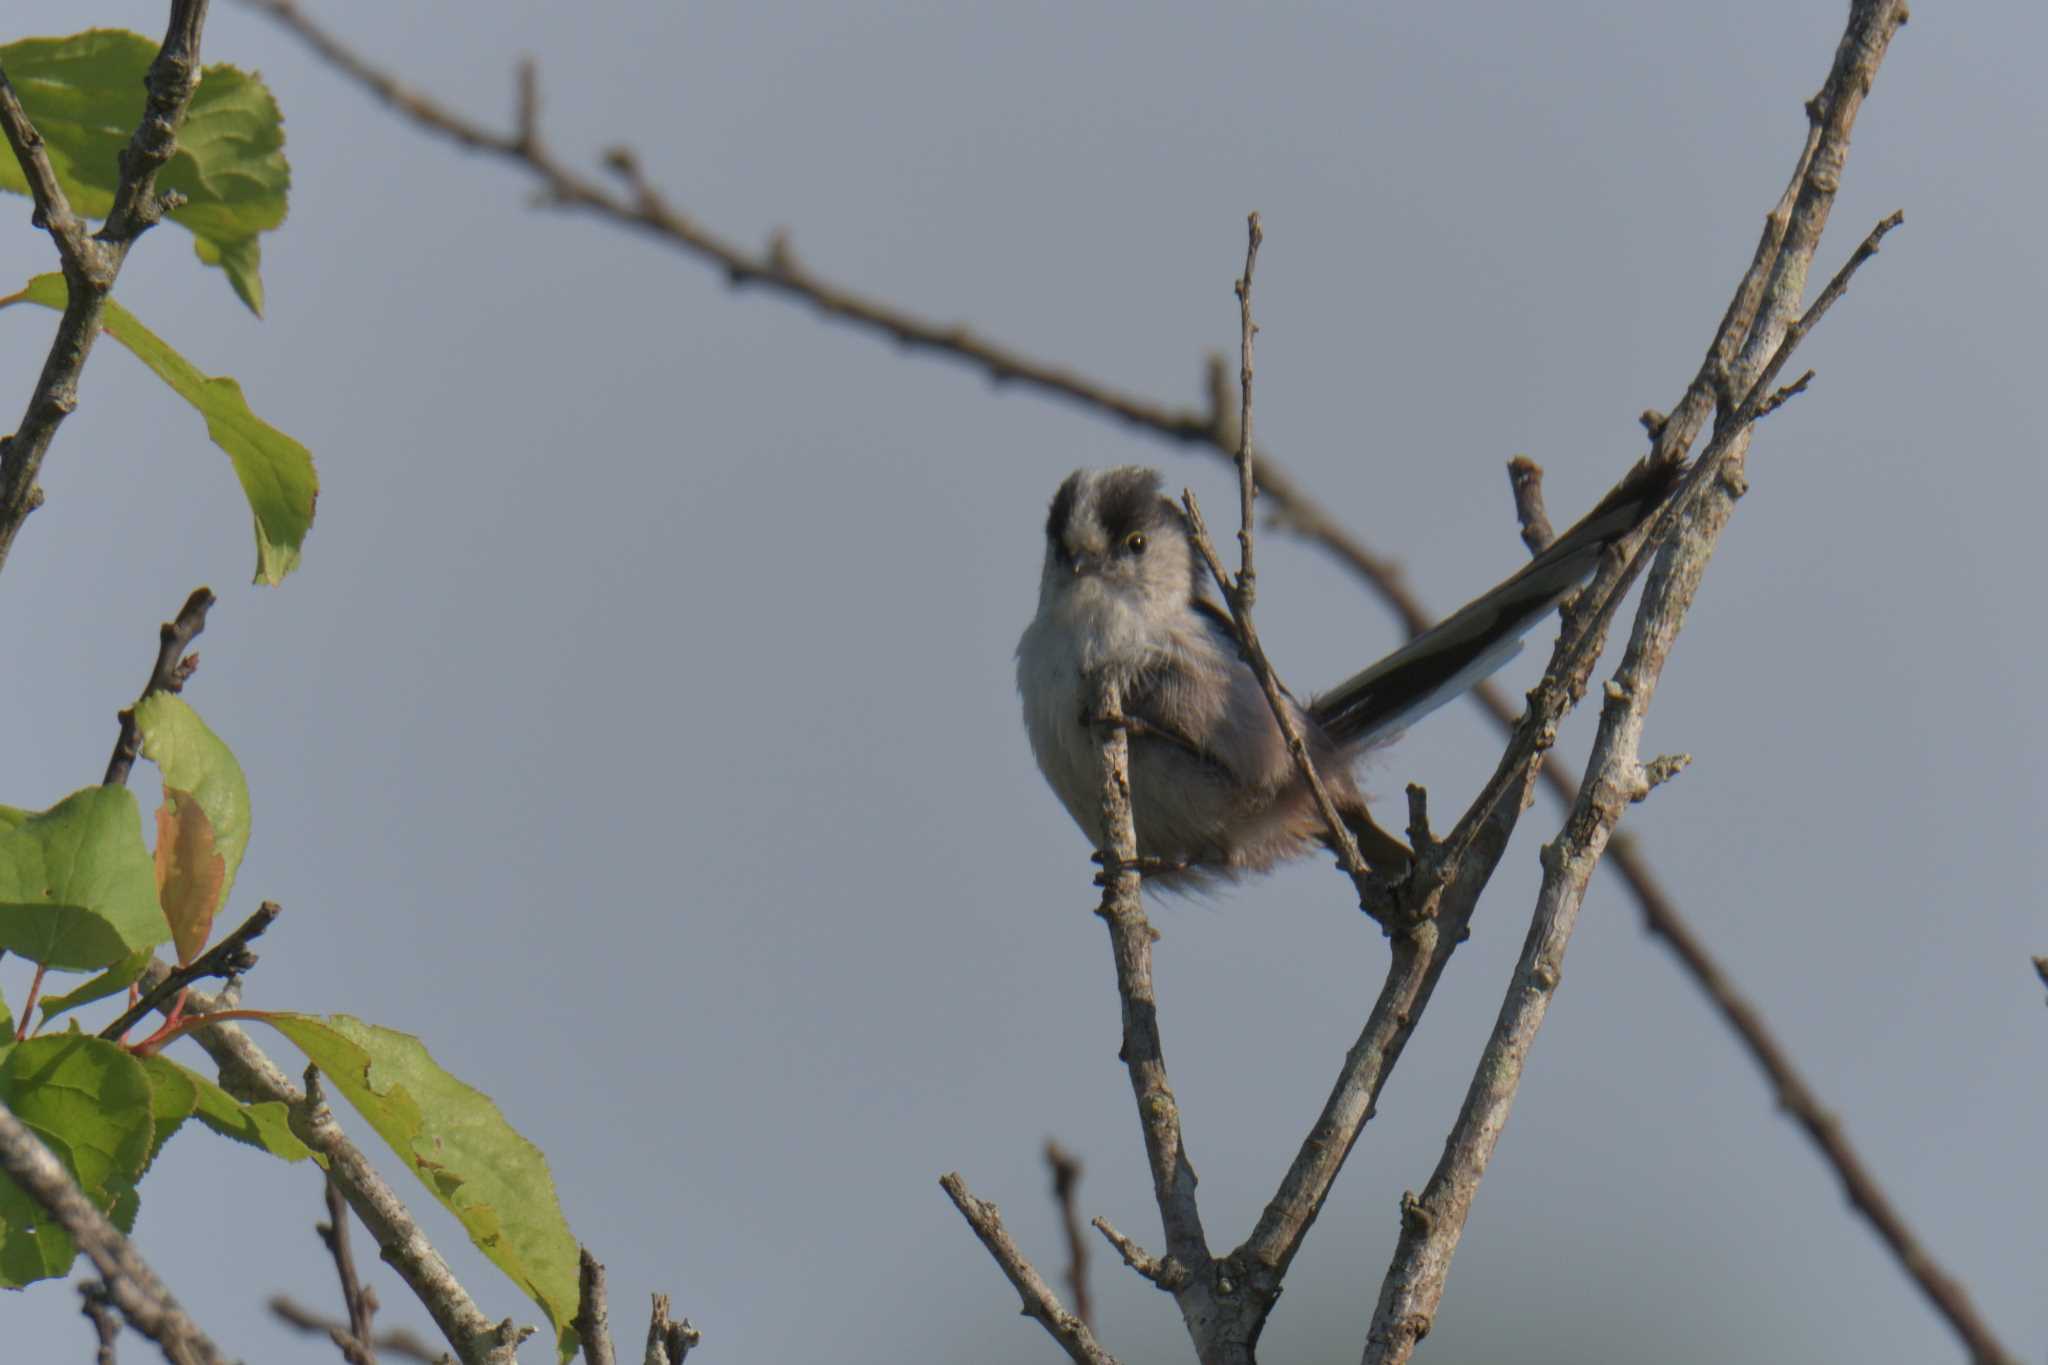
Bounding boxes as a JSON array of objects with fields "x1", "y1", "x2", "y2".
[{"x1": 1016, "y1": 579, "x2": 1335, "y2": 880}]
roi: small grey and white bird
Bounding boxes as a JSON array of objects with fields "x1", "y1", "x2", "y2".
[{"x1": 1015, "y1": 459, "x2": 1679, "y2": 887}]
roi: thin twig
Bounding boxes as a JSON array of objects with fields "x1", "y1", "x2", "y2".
[
  {"x1": 0, "y1": 1100, "x2": 228, "y2": 1365},
  {"x1": 15, "y1": 961, "x2": 47, "y2": 1040},
  {"x1": 1730, "y1": 214, "x2": 1903, "y2": 428},
  {"x1": 268, "y1": 1299, "x2": 438, "y2": 1363},
  {"x1": 1505, "y1": 457, "x2": 1555, "y2": 555},
  {"x1": 319, "y1": 1175, "x2": 380, "y2": 1365},
  {"x1": 939, "y1": 1174, "x2": 1119, "y2": 1365},
  {"x1": 2033, "y1": 956, "x2": 2048, "y2": 1002},
  {"x1": 1182, "y1": 495, "x2": 1373, "y2": 898},
  {"x1": 1179, "y1": 215, "x2": 1375, "y2": 900},
  {"x1": 105, "y1": 587, "x2": 215, "y2": 788},
  {"x1": 1090, "y1": 1216, "x2": 1184, "y2": 1292},
  {"x1": 99, "y1": 901, "x2": 278, "y2": 1042},
  {"x1": 575, "y1": 1249, "x2": 618, "y2": 1365},
  {"x1": 0, "y1": 68, "x2": 92, "y2": 261},
  {"x1": 1044, "y1": 1141, "x2": 1094, "y2": 1330},
  {"x1": 80, "y1": 1281, "x2": 123, "y2": 1365},
  {"x1": 0, "y1": 2, "x2": 211, "y2": 577},
  {"x1": 1231, "y1": 212, "x2": 1262, "y2": 605},
  {"x1": 1754, "y1": 368, "x2": 1815, "y2": 419},
  {"x1": 1403, "y1": 785, "x2": 1435, "y2": 859}
]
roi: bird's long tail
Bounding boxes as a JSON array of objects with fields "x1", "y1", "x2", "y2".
[{"x1": 1310, "y1": 455, "x2": 1682, "y2": 750}]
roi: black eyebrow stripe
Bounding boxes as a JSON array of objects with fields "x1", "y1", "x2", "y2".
[{"x1": 1046, "y1": 473, "x2": 1082, "y2": 543}]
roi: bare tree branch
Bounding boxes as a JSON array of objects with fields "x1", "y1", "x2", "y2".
[
  {"x1": 0, "y1": 1, "x2": 212, "y2": 576},
  {"x1": 1361, "y1": 6, "x2": 1934, "y2": 1359},
  {"x1": 0, "y1": 1099, "x2": 228, "y2": 1365},
  {"x1": 1043, "y1": 1142, "x2": 1094, "y2": 1331},
  {"x1": 940, "y1": 1173, "x2": 1119, "y2": 1365},
  {"x1": 1491, "y1": 211, "x2": 2001, "y2": 1364},
  {"x1": 1236, "y1": 66, "x2": 1911, "y2": 1349},
  {"x1": 1230, "y1": 451, "x2": 1674, "y2": 1335},
  {"x1": 1497, "y1": 400, "x2": 2003, "y2": 1361}
]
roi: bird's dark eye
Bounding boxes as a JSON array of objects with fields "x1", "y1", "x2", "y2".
[{"x1": 1122, "y1": 531, "x2": 1147, "y2": 555}]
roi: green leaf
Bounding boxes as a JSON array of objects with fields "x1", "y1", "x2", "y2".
[
  {"x1": 192, "y1": 233, "x2": 265, "y2": 317},
  {"x1": 11, "y1": 273, "x2": 317, "y2": 583},
  {"x1": 37, "y1": 947, "x2": 154, "y2": 1025},
  {"x1": 0, "y1": 30, "x2": 291, "y2": 314},
  {"x1": 262, "y1": 1014, "x2": 581, "y2": 1356},
  {"x1": 0, "y1": 787, "x2": 169, "y2": 971},
  {"x1": 171, "y1": 1059, "x2": 310, "y2": 1163},
  {"x1": 0, "y1": 1131, "x2": 76, "y2": 1285},
  {"x1": 133, "y1": 694, "x2": 249, "y2": 960},
  {"x1": 0, "y1": 1034, "x2": 156, "y2": 1286},
  {"x1": 133, "y1": 1053, "x2": 200, "y2": 1165}
]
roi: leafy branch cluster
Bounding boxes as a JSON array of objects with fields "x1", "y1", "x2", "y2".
[{"x1": 0, "y1": 11, "x2": 667, "y2": 1365}]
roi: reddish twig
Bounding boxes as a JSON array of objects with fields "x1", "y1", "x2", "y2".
[{"x1": 101, "y1": 901, "x2": 279, "y2": 1043}]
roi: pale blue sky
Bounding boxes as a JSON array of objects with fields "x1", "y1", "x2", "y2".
[{"x1": 4, "y1": 3, "x2": 2043, "y2": 1362}]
